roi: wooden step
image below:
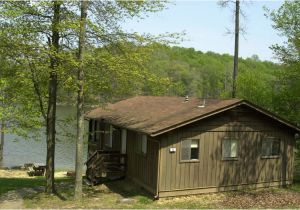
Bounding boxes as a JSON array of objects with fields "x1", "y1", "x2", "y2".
[{"x1": 83, "y1": 177, "x2": 92, "y2": 186}]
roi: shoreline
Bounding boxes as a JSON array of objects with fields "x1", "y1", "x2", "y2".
[{"x1": 0, "y1": 169, "x2": 70, "y2": 178}]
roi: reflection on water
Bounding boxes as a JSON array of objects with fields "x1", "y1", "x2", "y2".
[{"x1": 0, "y1": 106, "x2": 88, "y2": 170}]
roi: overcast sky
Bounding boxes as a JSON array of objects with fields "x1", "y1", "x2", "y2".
[{"x1": 124, "y1": 0, "x2": 285, "y2": 62}]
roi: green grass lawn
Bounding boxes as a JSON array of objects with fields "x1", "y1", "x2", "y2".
[
  {"x1": 23, "y1": 179, "x2": 221, "y2": 209},
  {"x1": 1, "y1": 175, "x2": 300, "y2": 209},
  {"x1": 0, "y1": 177, "x2": 45, "y2": 195},
  {"x1": 0, "y1": 177, "x2": 72, "y2": 196}
]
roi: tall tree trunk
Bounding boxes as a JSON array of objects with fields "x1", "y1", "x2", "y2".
[
  {"x1": 74, "y1": 0, "x2": 88, "y2": 200},
  {"x1": 0, "y1": 121, "x2": 4, "y2": 161},
  {"x1": 232, "y1": 0, "x2": 239, "y2": 98},
  {"x1": 45, "y1": 1, "x2": 61, "y2": 194}
]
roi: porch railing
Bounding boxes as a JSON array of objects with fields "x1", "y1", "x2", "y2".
[{"x1": 86, "y1": 150, "x2": 127, "y2": 185}]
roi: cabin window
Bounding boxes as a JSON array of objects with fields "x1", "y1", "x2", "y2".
[
  {"x1": 222, "y1": 138, "x2": 238, "y2": 159},
  {"x1": 181, "y1": 139, "x2": 199, "y2": 161},
  {"x1": 261, "y1": 138, "x2": 280, "y2": 157},
  {"x1": 136, "y1": 133, "x2": 147, "y2": 155}
]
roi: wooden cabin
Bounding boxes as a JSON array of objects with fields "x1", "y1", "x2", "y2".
[{"x1": 85, "y1": 96, "x2": 300, "y2": 198}]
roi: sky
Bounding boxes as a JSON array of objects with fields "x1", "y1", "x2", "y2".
[{"x1": 124, "y1": 0, "x2": 285, "y2": 62}]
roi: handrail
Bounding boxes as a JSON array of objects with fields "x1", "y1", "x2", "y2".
[
  {"x1": 85, "y1": 150, "x2": 123, "y2": 165},
  {"x1": 86, "y1": 150, "x2": 127, "y2": 183},
  {"x1": 85, "y1": 150, "x2": 99, "y2": 165}
]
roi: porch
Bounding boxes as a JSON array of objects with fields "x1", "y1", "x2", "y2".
[{"x1": 85, "y1": 150, "x2": 127, "y2": 185}]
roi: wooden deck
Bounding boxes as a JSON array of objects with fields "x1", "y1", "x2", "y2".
[{"x1": 86, "y1": 150, "x2": 127, "y2": 185}]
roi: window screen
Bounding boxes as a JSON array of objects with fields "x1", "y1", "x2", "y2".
[
  {"x1": 222, "y1": 139, "x2": 238, "y2": 158},
  {"x1": 181, "y1": 139, "x2": 199, "y2": 161},
  {"x1": 262, "y1": 138, "x2": 280, "y2": 156}
]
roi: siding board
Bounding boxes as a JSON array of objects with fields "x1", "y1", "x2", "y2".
[
  {"x1": 199, "y1": 135, "x2": 205, "y2": 187},
  {"x1": 175, "y1": 131, "x2": 181, "y2": 190},
  {"x1": 171, "y1": 132, "x2": 177, "y2": 190},
  {"x1": 165, "y1": 133, "x2": 172, "y2": 191},
  {"x1": 125, "y1": 130, "x2": 159, "y2": 194},
  {"x1": 158, "y1": 106, "x2": 295, "y2": 195}
]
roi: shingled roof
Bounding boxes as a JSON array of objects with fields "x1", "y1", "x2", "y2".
[{"x1": 86, "y1": 96, "x2": 300, "y2": 136}]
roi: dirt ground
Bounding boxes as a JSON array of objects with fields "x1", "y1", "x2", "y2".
[
  {"x1": 219, "y1": 189, "x2": 300, "y2": 209},
  {"x1": 156, "y1": 187, "x2": 300, "y2": 209}
]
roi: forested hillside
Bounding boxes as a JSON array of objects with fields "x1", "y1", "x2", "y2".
[{"x1": 144, "y1": 45, "x2": 295, "y2": 121}]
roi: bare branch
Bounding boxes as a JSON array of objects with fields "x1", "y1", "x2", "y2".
[{"x1": 27, "y1": 58, "x2": 47, "y2": 121}]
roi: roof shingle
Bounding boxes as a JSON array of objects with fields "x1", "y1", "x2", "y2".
[{"x1": 85, "y1": 96, "x2": 242, "y2": 135}]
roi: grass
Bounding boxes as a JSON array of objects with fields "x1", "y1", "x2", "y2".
[
  {"x1": 22, "y1": 178, "x2": 300, "y2": 209},
  {"x1": 23, "y1": 178, "x2": 221, "y2": 209},
  {"x1": 1, "y1": 174, "x2": 300, "y2": 209},
  {"x1": 290, "y1": 179, "x2": 300, "y2": 192},
  {"x1": 0, "y1": 177, "x2": 45, "y2": 195},
  {"x1": 0, "y1": 177, "x2": 72, "y2": 196}
]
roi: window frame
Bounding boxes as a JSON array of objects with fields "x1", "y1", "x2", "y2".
[
  {"x1": 180, "y1": 138, "x2": 200, "y2": 163},
  {"x1": 222, "y1": 137, "x2": 239, "y2": 161},
  {"x1": 261, "y1": 137, "x2": 281, "y2": 158}
]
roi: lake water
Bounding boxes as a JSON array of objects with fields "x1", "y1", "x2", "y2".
[{"x1": 0, "y1": 106, "x2": 88, "y2": 170}]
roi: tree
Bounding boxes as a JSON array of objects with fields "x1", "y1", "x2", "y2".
[
  {"x1": 266, "y1": 1, "x2": 300, "y2": 125},
  {"x1": 0, "y1": 50, "x2": 45, "y2": 161},
  {"x1": 45, "y1": 1, "x2": 61, "y2": 193},
  {"x1": 0, "y1": 0, "x2": 175, "y2": 197},
  {"x1": 218, "y1": 0, "x2": 241, "y2": 98},
  {"x1": 72, "y1": 1, "x2": 175, "y2": 199},
  {"x1": 232, "y1": 0, "x2": 240, "y2": 98},
  {"x1": 0, "y1": 120, "x2": 3, "y2": 161},
  {"x1": 0, "y1": 1, "x2": 77, "y2": 193},
  {"x1": 74, "y1": 0, "x2": 88, "y2": 200}
]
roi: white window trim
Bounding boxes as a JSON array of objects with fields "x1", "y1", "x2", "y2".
[{"x1": 141, "y1": 135, "x2": 147, "y2": 154}]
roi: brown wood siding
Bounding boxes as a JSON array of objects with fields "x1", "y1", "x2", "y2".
[
  {"x1": 158, "y1": 106, "x2": 295, "y2": 194},
  {"x1": 126, "y1": 130, "x2": 159, "y2": 194}
]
